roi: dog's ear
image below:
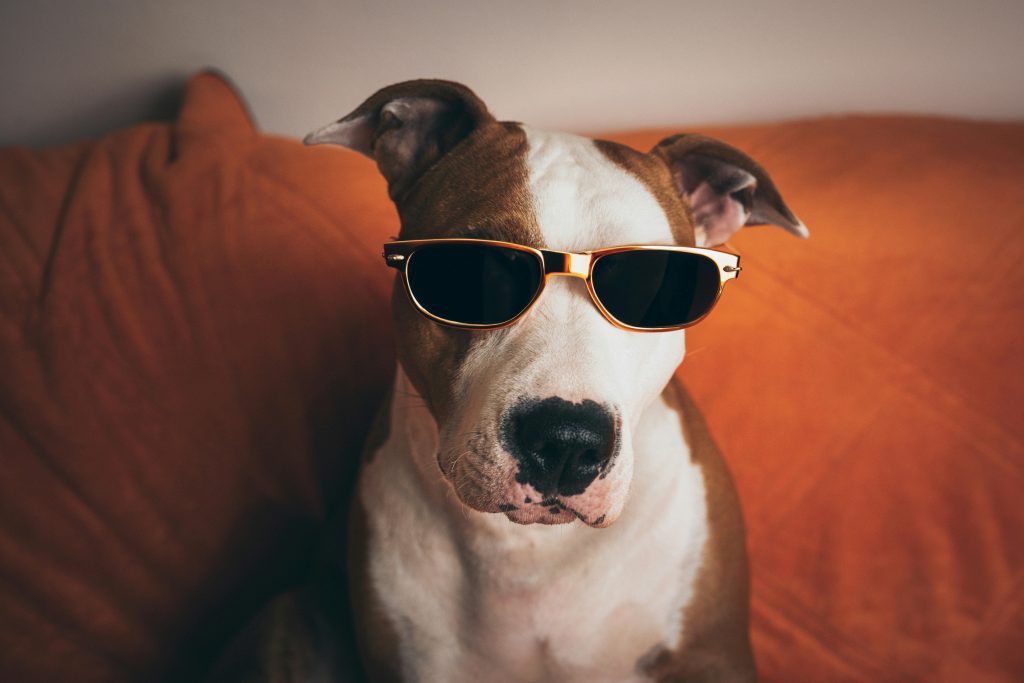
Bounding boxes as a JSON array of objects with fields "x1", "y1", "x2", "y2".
[
  {"x1": 304, "y1": 80, "x2": 494, "y2": 201},
  {"x1": 652, "y1": 134, "x2": 808, "y2": 247}
]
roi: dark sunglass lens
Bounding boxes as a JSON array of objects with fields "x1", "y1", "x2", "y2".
[
  {"x1": 406, "y1": 243, "x2": 542, "y2": 326},
  {"x1": 591, "y1": 250, "x2": 720, "y2": 328}
]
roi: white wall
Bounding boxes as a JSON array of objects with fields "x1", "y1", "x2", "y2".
[{"x1": 1, "y1": 0, "x2": 1022, "y2": 148}]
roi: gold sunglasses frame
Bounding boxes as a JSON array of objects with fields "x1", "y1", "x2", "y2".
[{"x1": 382, "y1": 238, "x2": 741, "y2": 332}]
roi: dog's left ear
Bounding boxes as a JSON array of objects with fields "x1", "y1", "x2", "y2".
[
  {"x1": 652, "y1": 134, "x2": 808, "y2": 247},
  {"x1": 304, "y1": 79, "x2": 494, "y2": 201}
]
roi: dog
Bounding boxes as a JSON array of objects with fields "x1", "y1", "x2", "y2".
[{"x1": 210, "y1": 80, "x2": 806, "y2": 683}]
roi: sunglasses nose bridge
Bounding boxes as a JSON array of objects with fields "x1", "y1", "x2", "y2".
[{"x1": 542, "y1": 251, "x2": 592, "y2": 280}]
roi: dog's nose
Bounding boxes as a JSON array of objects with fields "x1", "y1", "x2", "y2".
[{"x1": 502, "y1": 398, "x2": 616, "y2": 497}]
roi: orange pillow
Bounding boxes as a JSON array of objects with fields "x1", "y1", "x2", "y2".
[
  {"x1": 0, "y1": 71, "x2": 395, "y2": 682},
  {"x1": 612, "y1": 118, "x2": 1024, "y2": 681},
  {"x1": 1, "y1": 71, "x2": 1022, "y2": 682}
]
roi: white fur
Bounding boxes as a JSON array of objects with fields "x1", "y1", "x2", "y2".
[
  {"x1": 361, "y1": 368, "x2": 708, "y2": 682},
  {"x1": 437, "y1": 129, "x2": 690, "y2": 526},
  {"x1": 522, "y1": 126, "x2": 679, "y2": 251},
  {"x1": 356, "y1": 128, "x2": 711, "y2": 680}
]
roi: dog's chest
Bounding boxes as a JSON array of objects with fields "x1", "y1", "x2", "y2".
[
  {"x1": 446, "y1": 516, "x2": 703, "y2": 683},
  {"x1": 357, "y1": 392, "x2": 707, "y2": 682}
]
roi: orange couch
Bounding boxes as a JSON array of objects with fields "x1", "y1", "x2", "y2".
[{"x1": 1, "y1": 72, "x2": 1022, "y2": 682}]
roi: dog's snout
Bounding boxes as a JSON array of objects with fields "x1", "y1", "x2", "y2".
[{"x1": 502, "y1": 397, "x2": 616, "y2": 497}]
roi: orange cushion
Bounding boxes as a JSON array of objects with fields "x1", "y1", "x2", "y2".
[
  {"x1": 0, "y1": 72, "x2": 396, "y2": 681},
  {"x1": 1, "y1": 72, "x2": 1022, "y2": 682},
  {"x1": 607, "y1": 120, "x2": 1024, "y2": 682}
]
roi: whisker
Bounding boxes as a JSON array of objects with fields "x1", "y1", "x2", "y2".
[{"x1": 684, "y1": 344, "x2": 713, "y2": 359}]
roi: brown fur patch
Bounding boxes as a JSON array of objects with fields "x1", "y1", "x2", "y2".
[
  {"x1": 390, "y1": 120, "x2": 539, "y2": 424},
  {"x1": 396, "y1": 121, "x2": 540, "y2": 243},
  {"x1": 594, "y1": 139, "x2": 697, "y2": 247},
  {"x1": 639, "y1": 377, "x2": 756, "y2": 682}
]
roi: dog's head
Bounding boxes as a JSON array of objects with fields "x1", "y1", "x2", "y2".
[{"x1": 307, "y1": 81, "x2": 805, "y2": 527}]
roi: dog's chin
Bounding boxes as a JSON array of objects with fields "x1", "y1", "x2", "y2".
[
  {"x1": 447, "y1": 481, "x2": 620, "y2": 528},
  {"x1": 440, "y1": 447, "x2": 625, "y2": 529},
  {"x1": 505, "y1": 506, "x2": 576, "y2": 526},
  {"x1": 503, "y1": 503, "x2": 616, "y2": 528}
]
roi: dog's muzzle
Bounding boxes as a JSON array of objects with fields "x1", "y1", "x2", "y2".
[{"x1": 501, "y1": 397, "x2": 616, "y2": 497}]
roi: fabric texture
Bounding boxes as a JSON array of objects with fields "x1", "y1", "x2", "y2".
[{"x1": 1, "y1": 71, "x2": 1021, "y2": 682}]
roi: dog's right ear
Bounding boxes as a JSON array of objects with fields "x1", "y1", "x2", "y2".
[
  {"x1": 652, "y1": 134, "x2": 808, "y2": 247},
  {"x1": 304, "y1": 80, "x2": 494, "y2": 201}
]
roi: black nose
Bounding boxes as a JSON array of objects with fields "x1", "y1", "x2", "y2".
[{"x1": 501, "y1": 397, "x2": 616, "y2": 497}]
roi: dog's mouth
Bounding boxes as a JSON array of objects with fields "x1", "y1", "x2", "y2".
[
  {"x1": 501, "y1": 497, "x2": 612, "y2": 528},
  {"x1": 437, "y1": 446, "x2": 621, "y2": 528}
]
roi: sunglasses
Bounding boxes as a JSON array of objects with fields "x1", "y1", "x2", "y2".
[{"x1": 383, "y1": 238, "x2": 741, "y2": 332}]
